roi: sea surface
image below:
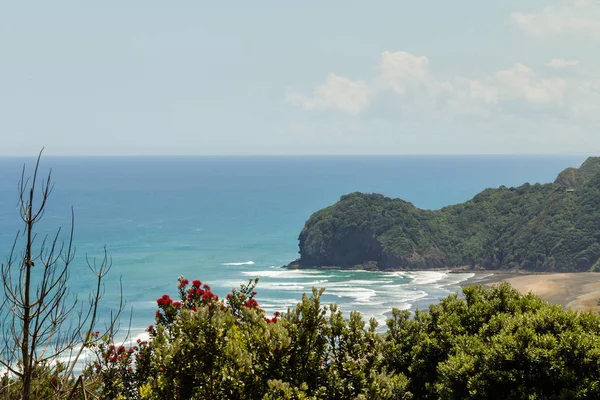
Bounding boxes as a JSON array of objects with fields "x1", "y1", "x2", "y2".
[{"x1": 0, "y1": 155, "x2": 586, "y2": 340}]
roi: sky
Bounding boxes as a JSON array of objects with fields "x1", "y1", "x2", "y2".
[{"x1": 1, "y1": 1, "x2": 599, "y2": 156}]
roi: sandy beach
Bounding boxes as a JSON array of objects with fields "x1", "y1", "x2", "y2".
[{"x1": 461, "y1": 272, "x2": 600, "y2": 313}]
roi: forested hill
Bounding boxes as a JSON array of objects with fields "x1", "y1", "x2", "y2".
[{"x1": 290, "y1": 157, "x2": 600, "y2": 272}]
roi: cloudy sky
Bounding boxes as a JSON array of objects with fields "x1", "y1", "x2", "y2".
[{"x1": 1, "y1": 1, "x2": 599, "y2": 155}]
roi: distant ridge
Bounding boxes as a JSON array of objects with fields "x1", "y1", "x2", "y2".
[
  {"x1": 555, "y1": 157, "x2": 600, "y2": 188},
  {"x1": 289, "y1": 157, "x2": 600, "y2": 272}
]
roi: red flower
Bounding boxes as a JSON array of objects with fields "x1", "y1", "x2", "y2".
[
  {"x1": 192, "y1": 280, "x2": 202, "y2": 287},
  {"x1": 203, "y1": 284, "x2": 211, "y2": 291},
  {"x1": 190, "y1": 307, "x2": 197, "y2": 312},
  {"x1": 272, "y1": 317, "x2": 278, "y2": 323},
  {"x1": 147, "y1": 325, "x2": 154, "y2": 332},
  {"x1": 181, "y1": 278, "x2": 189, "y2": 285},
  {"x1": 173, "y1": 301, "x2": 182, "y2": 308},
  {"x1": 196, "y1": 289, "x2": 204, "y2": 296},
  {"x1": 274, "y1": 311, "x2": 281, "y2": 317},
  {"x1": 244, "y1": 298, "x2": 259, "y2": 309},
  {"x1": 157, "y1": 294, "x2": 172, "y2": 306},
  {"x1": 251, "y1": 291, "x2": 257, "y2": 296}
]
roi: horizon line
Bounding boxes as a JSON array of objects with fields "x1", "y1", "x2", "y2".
[{"x1": 0, "y1": 153, "x2": 595, "y2": 158}]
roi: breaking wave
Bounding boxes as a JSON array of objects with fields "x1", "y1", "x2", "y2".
[{"x1": 223, "y1": 261, "x2": 255, "y2": 266}]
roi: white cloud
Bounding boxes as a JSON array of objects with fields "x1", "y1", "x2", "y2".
[
  {"x1": 379, "y1": 51, "x2": 430, "y2": 94},
  {"x1": 569, "y1": 78, "x2": 600, "y2": 116},
  {"x1": 466, "y1": 79, "x2": 498, "y2": 104},
  {"x1": 285, "y1": 74, "x2": 369, "y2": 115},
  {"x1": 545, "y1": 58, "x2": 580, "y2": 69},
  {"x1": 441, "y1": 65, "x2": 566, "y2": 117},
  {"x1": 490, "y1": 63, "x2": 567, "y2": 105},
  {"x1": 287, "y1": 50, "x2": 600, "y2": 124},
  {"x1": 444, "y1": 79, "x2": 496, "y2": 117},
  {"x1": 512, "y1": 0, "x2": 600, "y2": 40}
]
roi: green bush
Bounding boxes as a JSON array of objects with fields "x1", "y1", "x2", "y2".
[{"x1": 86, "y1": 279, "x2": 600, "y2": 400}]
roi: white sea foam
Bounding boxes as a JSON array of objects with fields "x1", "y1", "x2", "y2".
[
  {"x1": 260, "y1": 298, "x2": 301, "y2": 306},
  {"x1": 306, "y1": 279, "x2": 329, "y2": 285},
  {"x1": 406, "y1": 271, "x2": 449, "y2": 285},
  {"x1": 260, "y1": 282, "x2": 305, "y2": 291},
  {"x1": 258, "y1": 298, "x2": 302, "y2": 313},
  {"x1": 459, "y1": 272, "x2": 492, "y2": 285},
  {"x1": 383, "y1": 271, "x2": 407, "y2": 278},
  {"x1": 241, "y1": 270, "x2": 328, "y2": 279},
  {"x1": 438, "y1": 272, "x2": 475, "y2": 287},
  {"x1": 340, "y1": 279, "x2": 383, "y2": 286},
  {"x1": 326, "y1": 287, "x2": 377, "y2": 303},
  {"x1": 223, "y1": 261, "x2": 255, "y2": 266},
  {"x1": 389, "y1": 291, "x2": 428, "y2": 303},
  {"x1": 352, "y1": 300, "x2": 385, "y2": 306}
]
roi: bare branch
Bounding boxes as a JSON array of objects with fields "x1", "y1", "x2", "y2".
[{"x1": 0, "y1": 151, "x2": 124, "y2": 399}]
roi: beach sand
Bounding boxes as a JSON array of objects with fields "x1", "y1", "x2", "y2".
[{"x1": 461, "y1": 272, "x2": 600, "y2": 313}]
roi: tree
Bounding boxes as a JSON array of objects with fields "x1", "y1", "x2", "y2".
[{"x1": 0, "y1": 151, "x2": 122, "y2": 400}]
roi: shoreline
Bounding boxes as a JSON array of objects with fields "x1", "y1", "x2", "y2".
[
  {"x1": 284, "y1": 263, "x2": 600, "y2": 313},
  {"x1": 460, "y1": 271, "x2": 600, "y2": 313}
]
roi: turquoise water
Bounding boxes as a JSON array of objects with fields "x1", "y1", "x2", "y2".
[{"x1": 0, "y1": 155, "x2": 586, "y2": 339}]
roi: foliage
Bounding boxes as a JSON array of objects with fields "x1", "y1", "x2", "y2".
[
  {"x1": 385, "y1": 283, "x2": 600, "y2": 399},
  {"x1": 297, "y1": 157, "x2": 600, "y2": 271},
  {"x1": 86, "y1": 277, "x2": 410, "y2": 399},
  {"x1": 0, "y1": 363, "x2": 73, "y2": 400},
  {"x1": 86, "y1": 278, "x2": 600, "y2": 400}
]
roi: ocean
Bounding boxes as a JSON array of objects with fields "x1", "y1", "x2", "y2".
[{"x1": 0, "y1": 155, "x2": 586, "y2": 340}]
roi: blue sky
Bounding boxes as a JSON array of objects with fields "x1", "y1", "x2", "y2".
[{"x1": 1, "y1": 1, "x2": 599, "y2": 155}]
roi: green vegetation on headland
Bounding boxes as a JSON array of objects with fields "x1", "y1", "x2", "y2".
[{"x1": 289, "y1": 157, "x2": 600, "y2": 272}]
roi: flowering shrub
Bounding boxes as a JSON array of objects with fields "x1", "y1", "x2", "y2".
[
  {"x1": 87, "y1": 277, "x2": 409, "y2": 399},
  {"x1": 41, "y1": 279, "x2": 600, "y2": 399},
  {"x1": 85, "y1": 331, "x2": 153, "y2": 400}
]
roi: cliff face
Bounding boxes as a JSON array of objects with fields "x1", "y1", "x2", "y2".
[
  {"x1": 291, "y1": 157, "x2": 600, "y2": 272},
  {"x1": 298, "y1": 224, "x2": 384, "y2": 268}
]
